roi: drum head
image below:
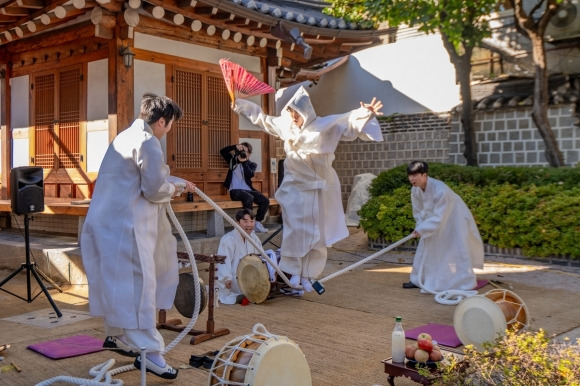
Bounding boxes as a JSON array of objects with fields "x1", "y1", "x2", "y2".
[
  {"x1": 174, "y1": 273, "x2": 207, "y2": 318},
  {"x1": 236, "y1": 254, "x2": 270, "y2": 304},
  {"x1": 248, "y1": 338, "x2": 312, "y2": 386},
  {"x1": 484, "y1": 289, "x2": 529, "y2": 330},
  {"x1": 453, "y1": 295, "x2": 506, "y2": 350}
]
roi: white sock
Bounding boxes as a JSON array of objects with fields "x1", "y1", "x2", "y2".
[
  {"x1": 146, "y1": 352, "x2": 166, "y2": 367},
  {"x1": 301, "y1": 277, "x2": 314, "y2": 292},
  {"x1": 289, "y1": 275, "x2": 300, "y2": 288}
]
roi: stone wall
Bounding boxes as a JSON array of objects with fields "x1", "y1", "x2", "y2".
[{"x1": 449, "y1": 104, "x2": 580, "y2": 166}]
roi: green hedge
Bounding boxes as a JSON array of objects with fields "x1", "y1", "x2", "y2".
[{"x1": 359, "y1": 164, "x2": 580, "y2": 259}]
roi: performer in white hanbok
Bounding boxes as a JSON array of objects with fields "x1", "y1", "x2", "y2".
[
  {"x1": 404, "y1": 161, "x2": 484, "y2": 292},
  {"x1": 233, "y1": 86, "x2": 383, "y2": 291},
  {"x1": 81, "y1": 93, "x2": 196, "y2": 380},
  {"x1": 216, "y1": 209, "x2": 279, "y2": 304}
]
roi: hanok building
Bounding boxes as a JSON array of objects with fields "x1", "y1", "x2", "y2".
[{"x1": 0, "y1": 0, "x2": 394, "y2": 235}]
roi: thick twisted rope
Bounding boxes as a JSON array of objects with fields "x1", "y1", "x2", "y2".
[{"x1": 37, "y1": 191, "x2": 210, "y2": 385}]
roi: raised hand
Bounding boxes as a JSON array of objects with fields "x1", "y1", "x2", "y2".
[{"x1": 360, "y1": 97, "x2": 384, "y2": 116}]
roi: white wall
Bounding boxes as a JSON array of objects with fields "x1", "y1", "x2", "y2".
[
  {"x1": 11, "y1": 75, "x2": 29, "y2": 167},
  {"x1": 276, "y1": 33, "x2": 460, "y2": 116},
  {"x1": 87, "y1": 59, "x2": 109, "y2": 173}
]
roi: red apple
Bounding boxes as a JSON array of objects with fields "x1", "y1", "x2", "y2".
[
  {"x1": 429, "y1": 348, "x2": 443, "y2": 362},
  {"x1": 414, "y1": 349, "x2": 429, "y2": 363},
  {"x1": 417, "y1": 338, "x2": 434, "y2": 352},
  {"x1": 405, "y1": 344, "x2": 417, "y2": 359},
  {"x1": 417, "y1": 332, "x2": 432, "y2": 341}
]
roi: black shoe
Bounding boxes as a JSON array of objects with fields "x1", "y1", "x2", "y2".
[
  {"x1": 202, "y1": 355, "x2": 216, "y2": 369},
  {"x1": 134, "y1": 355, "x2": 178, "y2": 380},
  {"x1": 190, "y1": 350, "x2": 219, "y2": 368},
  {"x1": 402, "y1": 281, "x2": 419, "y2": 289},
  {"x1": 103, "y1": 336, "x2": 138, "y2": 357}
]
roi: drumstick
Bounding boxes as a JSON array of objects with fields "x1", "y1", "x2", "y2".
[
  {"x1": 12, "y1": 361, "x2": 22, "y2": 372},
  {"x1": 489, "y1": 280, "x2": 502, "y2": 289}
]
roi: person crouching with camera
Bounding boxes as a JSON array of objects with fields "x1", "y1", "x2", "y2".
[{"x1": 220, "y1": 142, "x2": 269, "y2": 233}]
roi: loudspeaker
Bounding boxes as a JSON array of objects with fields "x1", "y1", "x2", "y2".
[{"x1": 10, "y1": 166, "x2": 45, "y2": 215}]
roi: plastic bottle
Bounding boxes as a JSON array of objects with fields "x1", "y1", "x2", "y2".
[{"x1": 391, "y1": 316, "x2": 406, "y2": 363}]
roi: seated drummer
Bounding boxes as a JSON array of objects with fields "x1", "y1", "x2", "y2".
[{"x1": 216, "y1": 209, "x2": 269, "y2": 304}]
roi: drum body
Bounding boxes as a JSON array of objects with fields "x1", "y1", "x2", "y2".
[
  {"x1": 209, "y1": 325, "x2": 312, "y2": 386},
  {"x1": 174, "y1": 273, "x2": 207, "y2": 318},
  {"x1": 454, "y1": 289, "x2": 529, "y2": 350},
  {"x1": 236, "y1": 254, "x2": 271, "y2": 304}
]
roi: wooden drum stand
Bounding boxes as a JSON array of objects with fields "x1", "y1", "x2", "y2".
[{"x1": 157, "y1": 252, "x2": 230, "y2": 345}]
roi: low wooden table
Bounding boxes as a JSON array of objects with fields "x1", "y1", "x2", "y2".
[{"x1": 382, "y1": 348, "x2": 464, "y2": 385}]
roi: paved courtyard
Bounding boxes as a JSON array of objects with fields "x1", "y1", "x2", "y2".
[{"x1": 0, "y1": 226, "x2": 579, "y2": 385}]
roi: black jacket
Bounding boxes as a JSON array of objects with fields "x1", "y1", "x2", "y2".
[{"x1": 220, "y1": 145, "x2": 257, "y2": 191}]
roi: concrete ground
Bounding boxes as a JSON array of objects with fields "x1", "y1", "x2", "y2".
[{"x1": 0, "y1": 225, "x2": 579, "y2": 385}]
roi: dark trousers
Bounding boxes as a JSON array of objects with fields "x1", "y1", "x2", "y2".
[{"x1": 229, "y1": 189, "x2": 270, "y2": 222}]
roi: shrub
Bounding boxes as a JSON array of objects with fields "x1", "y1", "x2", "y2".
[
  {"x1": 420, "y1": 329, "x2": 580, "y2": 385},
  {"x1": 360, "y1": 164, "x2": 580, "y2": 258}
]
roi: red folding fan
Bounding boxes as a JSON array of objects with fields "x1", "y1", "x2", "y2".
[{"x1": 219, "y1": 59, "x2": 275, "y2": 102}]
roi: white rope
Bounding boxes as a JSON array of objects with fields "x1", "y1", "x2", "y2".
[
  {"x1": 37, "y1": 189, "x2": 217, "y2": 385},
  {"x1": 415, "y1": 242, "x2": 477, "y2": 305},
  {"x1": 192, "y1": 187, "x2": 295, "y2": 288}
]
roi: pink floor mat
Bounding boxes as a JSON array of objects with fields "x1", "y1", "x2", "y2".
[
  {"x1": 405, "y1": 324, "x2": 462, "y2": 347},
  {"x1": 28, "y1": 335, "x2": 104, "y2": 359},
  {"x1": 474, "y1": 279, "x2": 490, "y2": 290}
]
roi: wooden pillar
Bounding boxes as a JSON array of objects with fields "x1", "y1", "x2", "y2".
[
  {"x1": 0, "y1": 62, "x2": 12, "y2": 200},
  {"x1": 108, "y1": 15, "x2": 134, "y2": 140}
]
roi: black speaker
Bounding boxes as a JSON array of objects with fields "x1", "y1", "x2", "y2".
[{"x1": 10, "y1": 166, "x2": 45, "y2": 215}]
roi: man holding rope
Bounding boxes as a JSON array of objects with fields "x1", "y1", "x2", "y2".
[
  {"x1": 404, "y1": 160, "x2": 484, "y2": 292},
  {"x1": 232, "y1": 86, "x2": 383, "y2": 292},
  {"x1": 81, "y1": 92, "x2": 196, "y2": 380}
]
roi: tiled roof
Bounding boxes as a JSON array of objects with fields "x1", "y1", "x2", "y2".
[
  {"x1": 456, "y1": 74, "x2": 580, "y2": 112},
  {"x1": 230, "y1": 0, "x2": 359, "y2": 30}
]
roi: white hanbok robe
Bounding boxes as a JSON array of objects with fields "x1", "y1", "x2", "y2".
[
  {"x1": 409, "y1": 177, "x2": 484, "y2": 292},
  {"x1": 234, "y1": 86, "x2": 383, "y2": 278},
  {"x1": 81, "y1": 119, "x2": 183, "y2": 331},
  {"x1": 216, "y1": 229, "x2": 263, "y2": 304}
]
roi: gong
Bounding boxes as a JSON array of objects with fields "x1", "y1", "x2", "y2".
[{"x1": 174, "y1": 272, "x2": 207, "y2": 318}]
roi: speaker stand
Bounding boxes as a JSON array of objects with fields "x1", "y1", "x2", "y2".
[{"x1": 0, "y1": 214, "x2": 63, "y2": 317}]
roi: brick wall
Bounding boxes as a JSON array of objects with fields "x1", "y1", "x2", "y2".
[{"x1": 449, "y1": 104, "x2": 580, "y2": 166}]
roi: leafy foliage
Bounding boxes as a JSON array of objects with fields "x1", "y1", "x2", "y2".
[
  {"x1": 326, "y1": 0, "x2": 498, "y2": 51},
  {"x1": 360, "y1": 164, "x2": 580, "y2": 258},
  {"x1": 420, "y1": 329, "x2": 580, "y2": 385}
]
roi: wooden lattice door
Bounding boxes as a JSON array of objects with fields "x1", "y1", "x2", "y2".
[
  {"x1": 31, "y1": 65, "x2": 88, "y2": 198},
  {"x1": 169, "y1": 67, "x2": 236, "y2": 196}
]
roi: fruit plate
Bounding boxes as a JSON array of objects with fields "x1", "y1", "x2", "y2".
[{"x1": 405, "y1": 356, "x2": 444, "y2": 369}]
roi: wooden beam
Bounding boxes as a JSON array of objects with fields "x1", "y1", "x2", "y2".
[
  {"x1": 91, "y1": 5, "x2": 115, "y2": 39},
  {"x1": 1, "y1": 7, "x2": 30, "y2": 17},
  {"x1": 0, "y1": 15, "x2": 18, "y2": 23},
  {"x1": 53, "y1": 4, "x2": 86, "y2": 19},
  {"x1": 10, "y1": 39, "x2": 108, "y2": 75},
  {"x1": 16, "y1": 0, "x2": 44, "y2": 9},
  {"x1": 3, "y1": 20, "x2": 97, "y2": 54},
  {"x1": 135, "y1": 16, "x2": 265, "y2": 57}
]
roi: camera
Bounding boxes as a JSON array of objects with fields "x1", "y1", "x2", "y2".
[{"x1": 239, "y1": 150, "x2": 247, "y2": 159}]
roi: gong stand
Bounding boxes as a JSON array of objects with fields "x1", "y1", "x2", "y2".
[{"x1": 157, "y1": 252, "x2": 230, "y2": 345}]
